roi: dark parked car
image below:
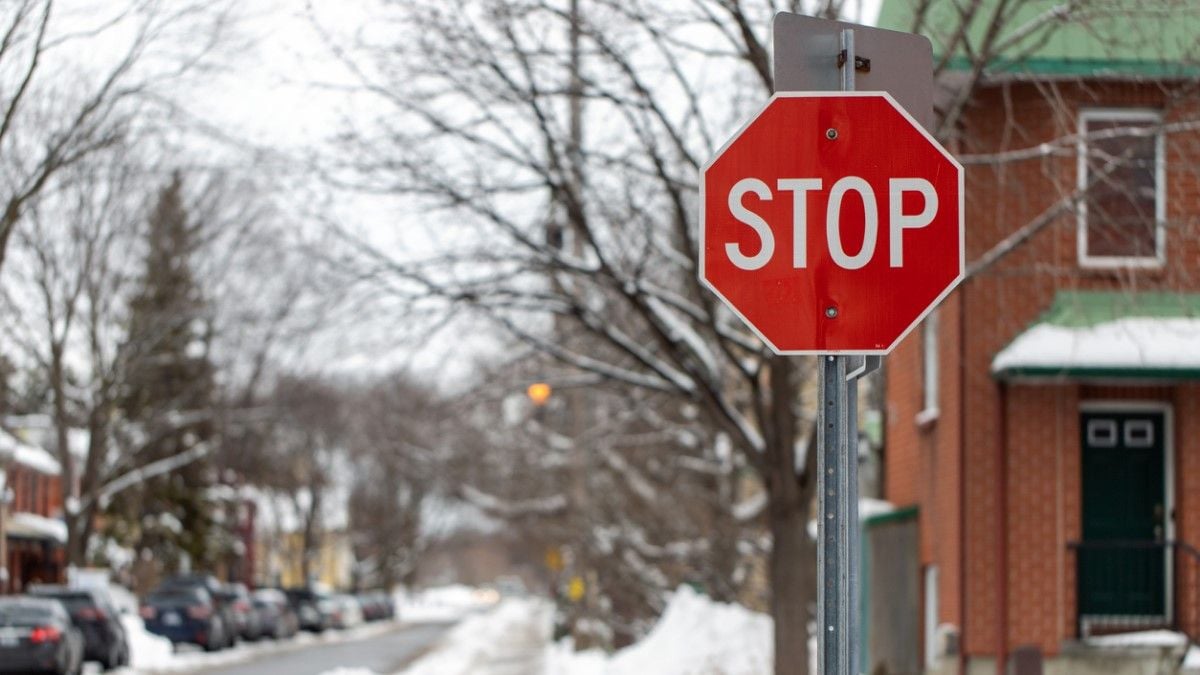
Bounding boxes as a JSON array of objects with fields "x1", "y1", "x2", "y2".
[
  {"x1": 0, "y1": 597, "x2": 85, "y2": 675},
  {"x1": 157, "y1": 574, "x2": 239, "y2": 645},
  {"x1": 356, "y1": 592, "x2": 395, "y2": 622},
  {"x1": 140, "y1": 587, "x2": 231, "y2": 651},
  {"x1": 355, "y1": 593, "x2": 380, "y2": 622},
  {"x1": 284, "y1": 587, "x2": 335, "y2": 633},
  {"x1": 214, "y1": 583, "x2": 261, "y2": 641},
  {"x1": 252, "y1": 589, "x2": 298, "y2": 640},
  {"x1": 27, "y1": 585, "x2": 128, "y2": 670}
]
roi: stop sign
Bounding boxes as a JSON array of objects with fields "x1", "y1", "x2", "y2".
[{"x1": 700, "y1": 92, "x2": 963, "y2": 354}]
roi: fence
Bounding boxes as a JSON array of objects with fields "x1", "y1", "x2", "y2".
[{"x1": 1067, "y1": 539, "x2": 1200, "y2": 639}]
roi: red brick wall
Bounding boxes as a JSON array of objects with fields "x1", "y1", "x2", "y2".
[
  {"x1": 886, "y1": 77, "x2": 1200, "y2": 661},
  {"x1": 1177, "y1": 384, "x2": 1200, "y2": 637},
  {"x1": 1003, "y1": 384, "x2": 1080, "y2": 653},
  {"x1": 885, "y1": 264, "x2": 966, "y2": 635},
  {"x1": 6, "y1": 466, "x2": 62, "y2": 518}
]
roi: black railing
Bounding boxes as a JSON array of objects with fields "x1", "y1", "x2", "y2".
[{"x1": 1067, "y1": 540, "x2": 1200, "y2": 640}]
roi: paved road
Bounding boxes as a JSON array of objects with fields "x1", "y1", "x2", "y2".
[{"x1": 167, "y1": 622, "x2": 452, "y2": 675}]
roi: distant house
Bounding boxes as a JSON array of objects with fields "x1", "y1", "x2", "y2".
[
  {"x1": 879, "y1": 1, "x2": 1200, "y2": 673},
  {"x1": 0, "y1": 429, "x2": 66, "y2": 593},
  {"x1": 260, "y1": 529, "x2": 355, "y2": 591}
]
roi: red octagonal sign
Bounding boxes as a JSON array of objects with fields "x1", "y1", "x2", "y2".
[{"x1": 701, "y1": 92, "x2": 964, "y2": 354}]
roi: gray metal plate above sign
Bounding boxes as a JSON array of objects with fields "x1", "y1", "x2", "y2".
[{"x1": 772, "y1": 12, "x2": 933, "y2": 130}]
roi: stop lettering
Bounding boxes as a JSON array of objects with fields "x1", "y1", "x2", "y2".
[{"x1": 699, "y1": 92, "x2": 964, "y2": 354}]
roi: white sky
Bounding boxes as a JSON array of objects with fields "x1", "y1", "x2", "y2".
[
  {"x1": 167, "y1": 1, "x2": 506, "y2": 388},
  {"x1": 33, "y1": 1, "x2": 888, "y2": 390}
]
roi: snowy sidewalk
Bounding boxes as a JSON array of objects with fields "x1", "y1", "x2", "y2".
[{"x1": 397, "y1": 598, "x2": 551, "y2": 675}]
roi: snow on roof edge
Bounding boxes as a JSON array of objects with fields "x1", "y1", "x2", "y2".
[
  {"x1": 993, "y1": 317, "x2": 1200, "y2": 374},
  {"x1": 0, "y1": 429, "x2": 61, "y2": 475},
  {"x1": 9, "y1": 512, "x2": 68, "y2": 543}
]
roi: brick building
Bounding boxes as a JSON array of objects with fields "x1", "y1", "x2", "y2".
[
  {"x1": 0, "y1": 429, "x2": 67, "y2": 593},
  {"x1": 879, "y1": 2, "x2": 1200, "y2": 673}
]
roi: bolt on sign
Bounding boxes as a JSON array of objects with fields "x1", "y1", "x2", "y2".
[{"x1": 699, "y1": 92, "x2": 964, "y2": 354}]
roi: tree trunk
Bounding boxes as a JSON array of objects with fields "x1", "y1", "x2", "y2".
[
  {"x1": 49, "y1": 342, "x2": 84, "y2": 568},
  {"x1": 66, "y1": 516, "x2": 87, "y2": 568},
  {"x1": 768, "y1": 493, "x2": 817, "y2": 675},
  {"x1": 65, "y1": 505, "x2": 97, "y2": 568},
  {"x1": 762, "y1": 355, "x2": 818, "y2": 675},
  {"x1": 301, "y1": 489, "x2": 321, "y2": 585}
]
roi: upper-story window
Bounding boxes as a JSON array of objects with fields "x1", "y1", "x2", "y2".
[{"x1": 1077, "y1": 109, "x2": 1165, "y2": 267}]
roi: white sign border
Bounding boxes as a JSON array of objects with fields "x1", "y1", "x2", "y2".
[{"x1": 698, "y1": 90, "x2": 966, "y2": 356}]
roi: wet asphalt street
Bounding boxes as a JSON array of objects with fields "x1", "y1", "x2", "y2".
[{"x1": 159, "y1": 622, "x2": 453, "y2": 675}]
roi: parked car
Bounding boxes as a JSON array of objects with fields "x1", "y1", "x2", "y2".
[
  {"x1": 356, "y1": 592, "x2": 395, "y2": 622},
  {"x1": 27, "y1": 585, "x2": 128, "y2": 670},
  {"x1": 251, "y1": 588, "x2": 298, "y2": 640},
  {"x1": 355, "y1": 592, "x2": 380, "y2": 622},
  {"x1": 376, "y1": 592, "x2": 397, "y2": 621},
  {"x1": 156, "y1": 574, "x2": 239, "y2": 645},
  {"x1": 0, "y1": 596, "x2": 85, "y2": 675},
  {"x1": 285, "y1": 587, "x2": 335, "y2": 633},
  {"x1": 140, "y1": 587, "x2": 231, "y2": 651},
  {"x1": 214, "y1": 583, "x2": 262, "y2": 641},
  {"x1": 330, "y1": 594, "x2": 364, "y2": 630}
]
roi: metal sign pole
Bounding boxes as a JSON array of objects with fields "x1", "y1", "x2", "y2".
[{"x1": 816, "y1": 28, "x2": 869, "y2": 675}]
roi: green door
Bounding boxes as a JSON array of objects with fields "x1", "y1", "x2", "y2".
[{"x1": 1080, "y1": 411, "x2": 1166, "y2": 617}]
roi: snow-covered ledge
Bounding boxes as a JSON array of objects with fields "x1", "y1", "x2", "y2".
[{"x1": 992, "y1": 317, "x2": 1200, "y2": 378}]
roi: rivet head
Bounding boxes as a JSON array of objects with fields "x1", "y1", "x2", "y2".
[
  {"x1": 826, "y1": 128, "x2": 838, "y2": 140},
  {"x1": 825, "y1": 306, "x2": 839, "y2": 318}
]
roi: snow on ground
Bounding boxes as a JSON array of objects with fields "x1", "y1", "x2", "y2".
[
  {"x1": 400, "y1": 586, "x2": 772, "y2": 675},
  {"x1": 546, "y1": 586, "x2": 772, "y2": 675},
  {"x1": 98, "y1": 585, "x2": 771, "y2": 675},
  {"x1": 1183, "y1": 644, "x2": 1200, "y2": 671},
  {"x1": 397, "y1": 584, "x2": 500, "y2": 622},
  {"x1": 1084, "y1": 629, "x2": 1188, "y2": 648},
  {"x1": 123, "y1": 614, "x2": 174, "y2": 669},
  {"x1": 77, "y1": 585, "x2": 494, "y2": 674},
  {"x1": 399, "y1": 598, "x2": 551, "y2": 675},
  {"x1": 90, "y1": 613, "x2": 405, "y2": 674}
]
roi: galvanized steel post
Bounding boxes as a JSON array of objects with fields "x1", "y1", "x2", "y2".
[{"x1": 816, "y1": 28, "x2": 864, "y2": 675}]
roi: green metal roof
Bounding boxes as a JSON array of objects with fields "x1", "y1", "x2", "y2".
[
  {"x1": 991, "y1": 290, "x2": 1200, "y2": 380},
  {"x1": 1038, "y1": 290, "x2": 1200, "y2": 327},
  {"x1": 876, "y1": 1, "x2": 1200, "y2": 77}
]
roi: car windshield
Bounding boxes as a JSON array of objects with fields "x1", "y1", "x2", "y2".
[
  {"x1": 0, "y1": 603, "x2": 56, "y2": 626},
  {"x1": 161, "y1": 575, "x2": 217, "y2": 591},
  {"x1": 148, "y1": 590, "x2": 204, "y2": 606},
  {"x1": 30, "y1": 591, "x2": 95, "y2": 612}
]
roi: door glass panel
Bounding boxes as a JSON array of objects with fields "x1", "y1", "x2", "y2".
[
  {"x1": 1125, "y1": 420, "x2": 1154, "y2": 448},
  {"x1": 1086, "y1": 418, "x2": 1118, "y2": 447}
]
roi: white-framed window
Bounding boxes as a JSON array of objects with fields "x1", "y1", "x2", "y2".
[
  {"x1": 1077, "y1": 109, "x2": 1165, "y2": 267},
  {"x1": 917, "y1": 310, "x2": 939, "y2": 424}
]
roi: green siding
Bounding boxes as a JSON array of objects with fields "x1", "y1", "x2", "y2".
[
  {"x1": 876, "y1": 1, "x2": 1200, "y2": 77},
  {"x1": 1028, "y1": 290, "x2": 1200, "y2": 329}
]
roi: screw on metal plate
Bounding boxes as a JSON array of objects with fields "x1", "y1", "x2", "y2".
[
  {"x1": 826, "y1": 128, "x2": 838, "y2": 140},
  {"x1": 836, "y1": 49, "x2": 871, "y2": 72},
  {"x1": 825, "y1": 306, "x2": 838, "y2": 318}
]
